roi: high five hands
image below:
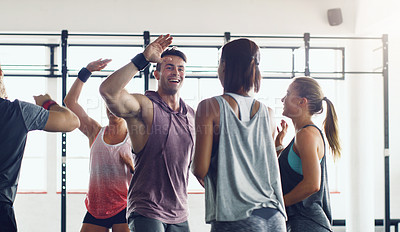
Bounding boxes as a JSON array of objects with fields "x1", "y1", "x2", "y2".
[
  {"x1": 86, "y1": 58, "x2": 112, "y2": 72},
  {"x1": 276, "y1": 119, "x2": 288, "y2": 146},
  {"x1": 143, "y1": 34, "x2": 173, "y2": 64}
]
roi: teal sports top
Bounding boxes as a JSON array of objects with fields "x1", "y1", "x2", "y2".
[{"x1": 288, "y1": 142, "x2": 322, "y2": 175}]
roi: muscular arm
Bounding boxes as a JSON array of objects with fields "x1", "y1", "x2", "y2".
[
  {"x1": 99, "y1": 34, "x2": 173, "y2": 118},
  {"x1": 283, "y1": 128, "x2": 321, "y2": 206},
  {"x1": 191, "y1": 98, "x2": 219, "y2": 187},
  {"x1": 33, "y1": 94, "x2": 80, "y2": 132},
  {"x1": 99, "y1": 62, "x2": 143, "y2": 118},
  {"x1": 45, "y1": 104, "x2": 80, "y2": 132}
]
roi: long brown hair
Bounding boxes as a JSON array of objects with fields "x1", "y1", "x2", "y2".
[
  {"x1": 220, "y1": 38, "x2": 261, "y2": 93},
  {"x1": 292, "y1": 76, "x2": 341, "y2": 160}
]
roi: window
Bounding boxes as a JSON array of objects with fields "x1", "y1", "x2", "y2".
[{"x1": 0, "y1": 34, "x2": 346, "y2": 195}]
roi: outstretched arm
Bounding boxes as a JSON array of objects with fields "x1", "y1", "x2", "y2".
[
  {"x1": 99, "y1": 34, "x2": 173, "y2": 118},
  {"x1": 34, "y1": 94, "x2": 80, "y2": 132},
  {"x1": 64, "y1": 59, "x2": 111, "y2": 145}
]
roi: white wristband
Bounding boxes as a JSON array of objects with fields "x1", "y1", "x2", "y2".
[{"x1": 276, "y1": 145, "x2": 284, "y2": 151}]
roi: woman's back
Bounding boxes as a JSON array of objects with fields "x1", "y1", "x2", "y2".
[{"x1": 204, "y1": 93, "x2": 286, "y2": 223}]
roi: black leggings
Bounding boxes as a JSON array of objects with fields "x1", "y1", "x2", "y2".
[{"x1": 0, "y1": 202, "x2": 17, "y2": 232}]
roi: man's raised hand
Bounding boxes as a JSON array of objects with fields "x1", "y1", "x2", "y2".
[{"x1": 143, "y1": 34, "x2": 173, "y2": 63}]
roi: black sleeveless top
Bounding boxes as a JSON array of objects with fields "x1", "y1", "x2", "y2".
[{"x1": 278, "y1": 124, "x2": 333, "y2": 231}]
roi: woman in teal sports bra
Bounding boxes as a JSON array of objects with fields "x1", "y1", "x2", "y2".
[{"x1": 276, "y1": 77, "x2": 341, "y2": 232}]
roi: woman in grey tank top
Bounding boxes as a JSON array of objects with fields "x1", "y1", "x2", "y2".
[{"x1": 191, "y1": 38, "x2": 287, "y2": 232}]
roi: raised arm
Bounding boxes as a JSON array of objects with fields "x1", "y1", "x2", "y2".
[
  {"x1": 33, "y1": 94, "x2": 80, "y2": 132},
  {"x1": 275, "y1": 119, "x2": 288, "y2": 156},
  {"x1": 64, "y1": 59, "x2": 110, "y2": 144},
  {"x1": 99, "y1": 34, "x2": 173, "y2": 118}
]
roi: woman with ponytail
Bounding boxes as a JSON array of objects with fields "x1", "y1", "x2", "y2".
[{"x1": 275, "y1": 76, "x2": 341, "y2": 231}]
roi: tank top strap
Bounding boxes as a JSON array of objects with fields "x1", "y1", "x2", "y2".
[
  {"x1": 92, "y1": 127, "x2": 106, "y2": 146},
  {"x1": 301, "y1": 124, "x2": 326, "y2": 157},
  {"x1": 224, "y1": 93, "x2": 255, "y2": 122}
]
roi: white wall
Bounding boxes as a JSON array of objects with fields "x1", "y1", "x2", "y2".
[
  {"x1": 2, "y1": 0, "x2": 400, "y2": 231},
  {"x1": 1, "y1": 0, "x2": 355, "y2": 35}
]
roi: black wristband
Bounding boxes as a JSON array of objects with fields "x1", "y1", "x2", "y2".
[
  {"x1": 78, "y1": 67, "x2": 91, "y2": 83},
  {"x1": 131, "y1": 53, "x2": 150, "y2": 71}
]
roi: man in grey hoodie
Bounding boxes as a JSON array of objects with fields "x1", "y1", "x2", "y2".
[{"x1": 100, "y1": 34, "x2": 195, "y2": 232}]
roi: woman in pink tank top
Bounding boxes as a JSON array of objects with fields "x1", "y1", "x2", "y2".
[{"x1": 65, "y1": 59, "x2": 134, "y2": 232}]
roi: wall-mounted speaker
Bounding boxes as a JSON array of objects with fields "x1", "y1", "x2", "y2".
[{"x1": 327, "y1": 8, "x2": 343, "y2": 26}]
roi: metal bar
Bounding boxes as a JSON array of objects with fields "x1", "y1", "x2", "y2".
[
  {"x1": 0, "y1": 32, "x2": 381, "y2": 40},
  {"x1": 68, "y1": 33, "x2": 142, "y2": 37},
  {"x1": 291, "y1": 48, "x2": 295, "y2": 78},
  {"x1": 383, "y1": 34, "x2": 389, "y2": 149},
  {"x1": 383, "y1": 34, "x2": 390, "y2": 232},
  {"x1": 259, "y1": 46, "x2": 301, "y2": 49},
  {"x1": 49, "y1": 45, "x2": 56, "y2": 78},
  {"x1": 310, "y1": 71, "x2": 381, "y2": 74},
  {"x1": 332, "y1": 219, "x2": 400, "y2": 227},
  {"x1": 143, "y1": 31, "x2": 150, "y2": 91},
  {"x1": 342, "y1": 48, "x2": 346, "y2": 79},
  {"x1": 151, "y1": 34, "x2": 225, "y2": 38},
  {"x1": 0, "y1": 43, "x2": 59, "y2": 47},
  {"x1": 0, "y1": 33, "x2": 60, "y2": 36},
  {"x1": 224, "y1": 32, "x2": 231, "y2": 43},
  {"x1": 231, "y1": 35, "x2": 304, "y2": 39},
  {"x1": 304, "y1": 33, "x2": 310, "y2": 76},
  {"x1": 60, "y1": 29, "x2": 68, "y2": 232},
  {"x1": 310, "y1": 47, "x2": 345, "y2": 50},
  {"x1": 311, "y1": 36, "x2": 381, "y2": 40},
  {"x1": 2, "y1": 74, "x2": 62, "y2": 77}
]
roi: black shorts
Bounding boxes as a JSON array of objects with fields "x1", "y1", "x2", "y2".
[
  {"x1": 0, "y1": 202, "x2": 17, "y2": 232},
  {"x1": 83, "y1": 208, "x2": 127, "y2": 229}
]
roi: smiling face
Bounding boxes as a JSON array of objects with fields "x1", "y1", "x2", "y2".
[{"x1": 154, "y1": 55, "x2": 185, "y2": 95}]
